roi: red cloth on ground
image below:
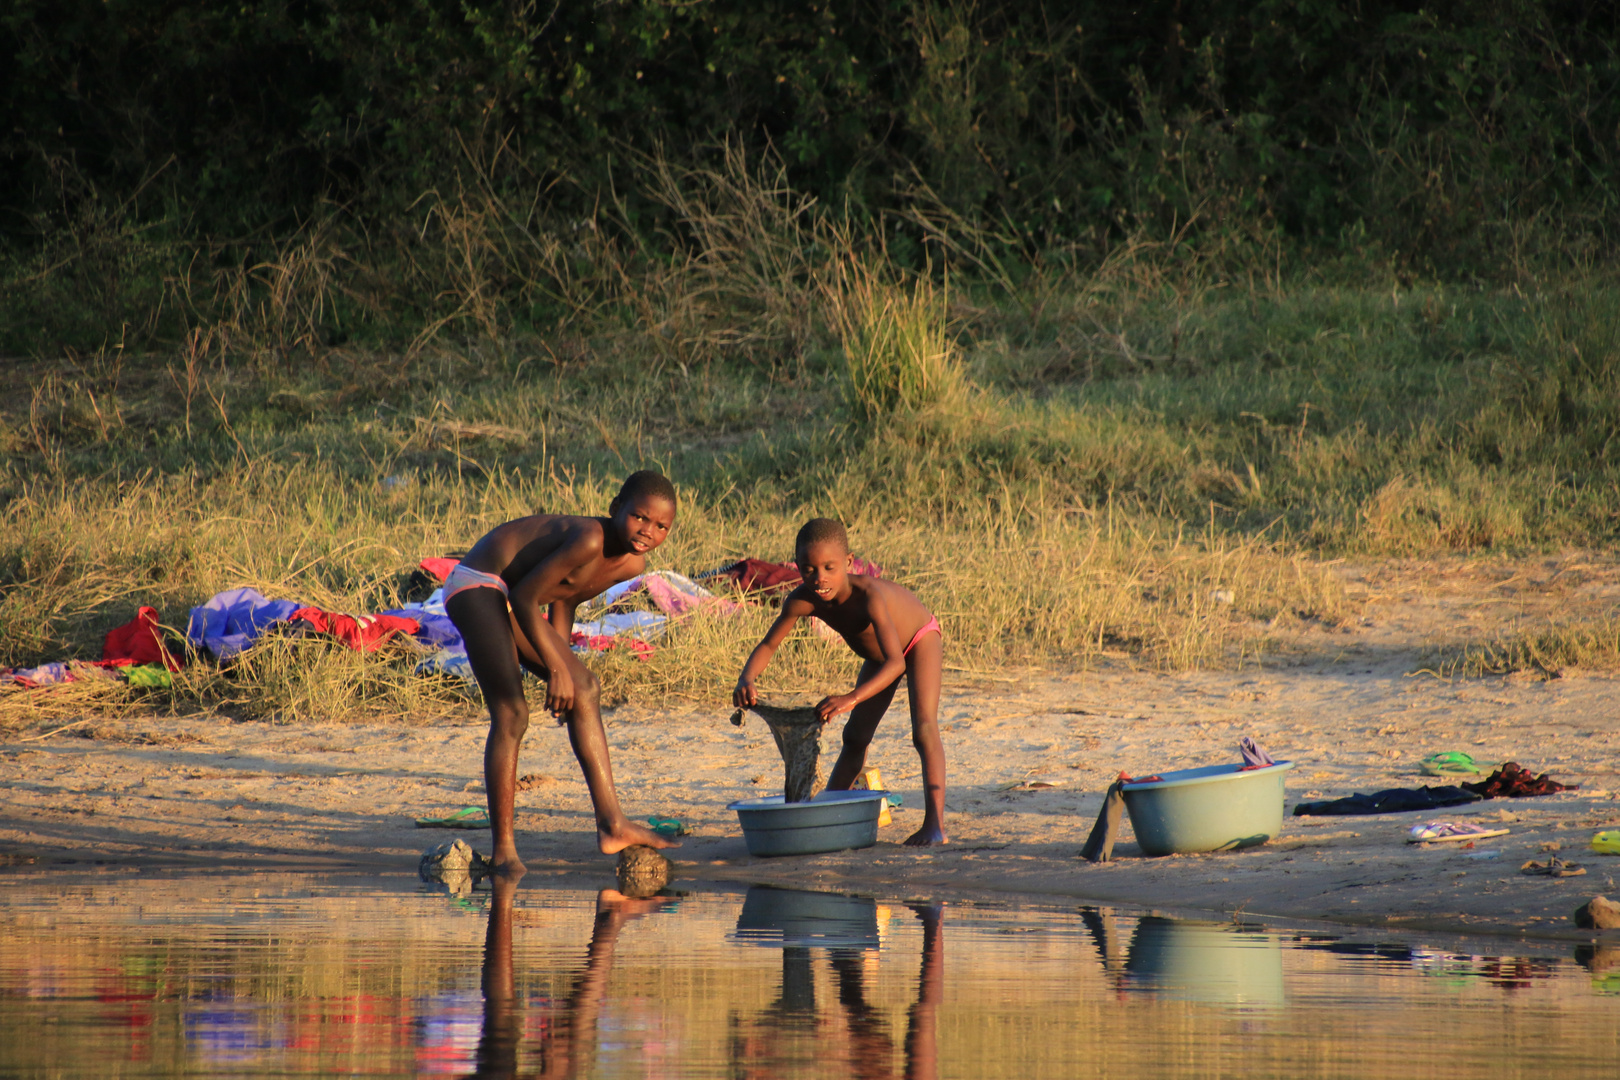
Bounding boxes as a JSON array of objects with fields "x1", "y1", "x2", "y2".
[
  {"x1": 287, "y1": 608, "x2": 421, "y2": 652},
  {"x1": 1461, "y1": 761, "x2": 1578, "y2": 797},
  {"x1": 102, "y1": 606, "x2": 182, "y2": 671},
  {"x1": 727, "y1": 558, "x2": 803, "y2": 594},
  {"x1": 721, "y1": 555, "x2": 884, "y2": 595},
  {"x1": 571, "y1": 631, "x2": 654, "y2": 659},
  {"x1": 419, "y1": 557, "x2": 460, "y2": 582}
]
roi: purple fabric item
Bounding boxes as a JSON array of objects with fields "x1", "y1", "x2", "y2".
[
  {"x1": 1240, "y1": 736, "x2": 1277, "y2": 768},
  {"x1": 186, "y1": 588, "x2": 303, "y2": 660},
  {"x1": 0, "y1": 661, "x2": 76, "y2": 688},
  {"x1": 382, "y1": 609, "x2": 462, "y2": 651}
]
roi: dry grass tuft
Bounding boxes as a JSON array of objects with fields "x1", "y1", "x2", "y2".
[
  {"x1": 1433, "y1": 615, "x2": 1620, "y2": 680},
  {"x1": 830, "y1": 258, "x2": 968, "y2": 420}
]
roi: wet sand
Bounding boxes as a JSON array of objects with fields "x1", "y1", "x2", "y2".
[{"x1": 2, "y1": 556, "x2": 1619, "y2": 940}]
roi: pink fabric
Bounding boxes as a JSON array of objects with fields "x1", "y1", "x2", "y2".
[
  {"x1": 570, "y1": 631, "x2": 654, "y2": 659},
  {"x1": 904, "y1": 615, "x2": 942, "y2": 656},
  {"x1": 643, "y1": 573, "x2": 744, "y2": 617},
  {"x1": 443, "y1": 563, "x2": 508, "y2": 602}
]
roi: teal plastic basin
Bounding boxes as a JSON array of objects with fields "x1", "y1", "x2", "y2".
[
  {"x1": 727, "y1": 789, "x2": 889, "y2": 857},
  {"x1": 1121, "y1": 762, "x2": 1294, "y2": 856}
]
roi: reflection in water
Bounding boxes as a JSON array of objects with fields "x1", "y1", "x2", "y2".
[
  {"x1": 1120, "y1": 916, "x2": 1285, "y2": 1007},
  {"x1": 0, "y1": 874, "x2": 1617, "y2": 1077},
  {"x1": 729, "y1": 887, "x2": 942, "y2": 1080},
  {"x1": 474, "y1": 871, "x2": 676, "y2": 1079}
]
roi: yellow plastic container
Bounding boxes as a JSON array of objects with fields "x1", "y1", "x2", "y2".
[
  {"x1": 1591, "y1": 830, "x2": 1620, "y2": 855},
  {"x1": 855, "y1": 767, "x2": 892, "y2": 827}
]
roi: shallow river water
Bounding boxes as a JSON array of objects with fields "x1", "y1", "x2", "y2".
[{"x1": 1, "y1": 869, "x2": 1616, "y2": 1078}]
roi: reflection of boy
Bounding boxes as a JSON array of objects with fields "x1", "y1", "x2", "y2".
[
  {"x1": 477, "y1": 871, "x2": 675, "y2": 1079},
  {"x1": 445, "y1": 470, "x2": 680, "y2": 874},
  {"x1": 734, "y1": 518, "x2": 947, "y2": 845}
]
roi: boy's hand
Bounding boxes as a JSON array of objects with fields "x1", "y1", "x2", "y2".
[
  {"x1": 815, "y1": 694, "x2": 857, "y2": 722},
  {"x1": 546, "y1": 668, "x2": 575, "y2": 717},
  {"x1": 733, "y1": 678, "x2": 758, "y2": 708}
]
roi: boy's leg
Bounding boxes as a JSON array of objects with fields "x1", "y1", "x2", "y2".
[
  {"x1": 825, "y1": 660, "x2": 900, "y2": 792},
  {"x1": 903, "y1": 632, "x2": 947, "y2": 846},
  {"x1": 507, "y1": 613, "x2": 675, "y2": 854},
  {"x1": 446, "y1": 588, "x2": 532, "y2": 874}
]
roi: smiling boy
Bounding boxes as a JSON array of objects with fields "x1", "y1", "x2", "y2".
[
  {"x1": 445, "y1": 470, "x2": 680, "y2": 873},
  {"x1": 733, "y1": 518, "x2": 947, "y2": 845}
]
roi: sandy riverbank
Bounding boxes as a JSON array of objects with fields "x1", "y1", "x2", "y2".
[{"x1": 2, "y1": 557, "x2": 1618, "y2": 941}]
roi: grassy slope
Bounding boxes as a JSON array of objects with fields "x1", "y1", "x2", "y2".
[{"x1": 3, "y1": 276, "x2": 1618, "y2": 726}]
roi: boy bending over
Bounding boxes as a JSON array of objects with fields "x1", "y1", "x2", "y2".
[
  {"x1": 734, "y1": 518, "x2": 947, "y2": 846},
  {"x1": 445, "y1": 470, "x2": 680, "y2": 874}
]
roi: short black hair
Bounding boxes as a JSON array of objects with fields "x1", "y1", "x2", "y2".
[
  {"x1": 614, "y1": 469, "x2": 677, "y2": 509},
  {"x1": 794, "y1": 517, "x2": 848, "y2": 555}
]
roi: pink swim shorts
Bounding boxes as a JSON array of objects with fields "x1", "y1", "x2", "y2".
[
  {"x1": 904, "y1": 615, "x2": 942, "y2": 656},
  {"x1": 443, "y1": 563, "x2": 510, "y2": 602}
]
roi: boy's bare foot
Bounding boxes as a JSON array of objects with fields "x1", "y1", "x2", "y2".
[
  {"x1": 903, "y1": 822, "x2": 947, "y2": 847},
  {"x1": 488, "y1": 847, "x2": 528, "y2": 877},
  {"x1": 597, "y1": 819, "x2": 680, "y2": 854}
]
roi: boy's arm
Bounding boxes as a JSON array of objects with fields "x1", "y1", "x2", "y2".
[
  {"x1": 733, "y1": 594, "x2": 813, "y2": 707},
  {"x1": 817, "y1": 593, "x2": 908, "y2": 721},
  {"x1": 508, "y1": 525, "x2": 604, "y2": 714},
  {"x1": 549, "y1": 599, "x2": 578, "y2": 643}
]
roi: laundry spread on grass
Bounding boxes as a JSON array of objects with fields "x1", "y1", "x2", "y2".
[
  {"x1": 1, "y1": 551, "x2": 856, "y2": 692},
  {"x1": 1, "y1": 605, "x2": 192, "y2": 690}
]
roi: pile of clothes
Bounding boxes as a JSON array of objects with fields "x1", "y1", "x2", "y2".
[
  {"x1": 1293, "y1": 761, "x2": 1578, "y2": 816},
  {"x1": 1, "y1": 607, "x2": 181, "y2": 690},
  {"x1": 2, "y1": 553, "x2": 863, "y2": 691}
]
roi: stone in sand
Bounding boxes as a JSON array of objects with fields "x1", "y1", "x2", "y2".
[
  {"x1": 419, "y1": 838, "x2": 490, "y2": 899},
  {"x1": 616, "y1": 845, "x2": 671, "y2": 898},
  {"x1": 732, "y1": 705, "x2": 824, "y2": 802},
  {"x1": 1573, "y1": 895, "x2": 1620, "y2": 930}
]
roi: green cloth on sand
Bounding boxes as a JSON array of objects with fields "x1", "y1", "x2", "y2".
[
  {"x1": 415, "y1": 806, "x2": 491, "y2": 829},
  {"x1": 1419, "y1": 751, "x2": 1497, "y2": 777},
  {"x1": 124, "y1": 665, "x2": 172, "y2": 688}
]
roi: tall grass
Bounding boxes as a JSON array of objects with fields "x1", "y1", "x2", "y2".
[
  {"x1": 0, "y1": 453, "x2": 1347, "y2": 730},
  {"x1": 830, "y1": 259, "x2": 967, "y2": 420},
  {"x1": 4, "y1": 152, "x2": 1620, "y2": 728}
]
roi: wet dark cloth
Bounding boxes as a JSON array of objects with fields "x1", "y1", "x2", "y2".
[
  {"x1": 1079, "y1": 780, "x2": 1127, "y2": 862},
  {"x1": 1292, "y1": 785, "x2": 1482, "y2": 816},
  {"x1": 1462, "y1": 762, "x2": 1578, "y2": 798}
]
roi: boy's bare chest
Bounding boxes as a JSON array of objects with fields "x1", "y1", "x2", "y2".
[
  {"x1": 813, "y1": 606, "x2": 880, "y2": 651},
  {"x1": 552, "y1": 555, "x2": 640, "y2": 603}
]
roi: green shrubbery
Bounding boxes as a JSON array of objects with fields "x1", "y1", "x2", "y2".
[
  {"x1": 3, "y1": 4, "x2": 1619, "y2": 725},
  {"x1": 4, "y1": 2, "x2": 1619, "y2": 352}
]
